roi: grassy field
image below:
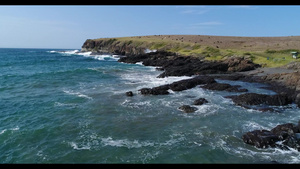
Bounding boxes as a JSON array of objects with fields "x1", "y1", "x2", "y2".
[{"x1": 93, "y1": 35, "x2": 300, "y2": 67}]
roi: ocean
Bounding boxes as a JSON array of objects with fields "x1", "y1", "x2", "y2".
[{"x1": 1, "y1": 48, "x2": 300, "y2": 164}]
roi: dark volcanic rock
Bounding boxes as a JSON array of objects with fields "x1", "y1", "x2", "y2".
[
  {"x1": 224, "y1": 56, "x2": 261, "y2": 72},
  {"x1": 138, "y1": 87, "x2": 169, "y2": 95},
  {"x1": 201, "y1": 82, "x2": 248, "y2": 92},
  {"x1": 193, "y1": 98, "x2": 208, "y2": 105},
  {"x1": 225, "y1": 93, "x2": 292, "y2": 107},
  {"x1": 242, "y1": 121, "x2": 300, "y2": 151},
  {"x1": 138, "y1": 76, "x2": 216, "y2": 95},
  {"x1": 178, "y1": 105, "x2": 198, "y2": 113},
  {"x1": 126, "y1": 91, "x2": 134, "y2": 97},
  {"x1": 242, "y1": 130, "x2": 280, "y2": 148},
  {"x1": 169, "y1": 76, "x2": 216, "y2": 91},
  {"x1": 118, "y1": 51, "x2": 260, "y2": 78}
]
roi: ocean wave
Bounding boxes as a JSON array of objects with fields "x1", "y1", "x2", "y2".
[
  {"x1": 100, "y1": 137, "x2": 154, "y2": 149},
  {"x1": 69, "y1": 133, "x2": 185, "y2": 151},
  {"x1": 63, "y1": 89, "x2": 93, "y2": 100},
  {"x1": 48, "y1": 50, "x2": 119, "y2": 61},
  {"x1": 54, "y1": 102, "x2": 78, "y2": 108},
  {"x1": 121, "y1": 71, "x2": 192, "y2": 89},
  {"x1": 69, "y1": 141, "x2": 91, "y2": 150},
  {"x1": 0, "y1": 126, "x2": 20, "y2": 135}
]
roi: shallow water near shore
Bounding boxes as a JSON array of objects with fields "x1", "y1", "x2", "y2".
[{"x1": 1, "y1": 48, "x2": 300, "y2": 163}]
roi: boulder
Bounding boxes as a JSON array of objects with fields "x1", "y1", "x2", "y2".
[
  {"x1": 125, "y1": 91, "x2": 134, "y2": 97},
  {"x1": 242, "y1": 130, "x2": 279, "y2": 148},
  {"x1": 178, "y1": 105, "x2": 198, "y2": 113},
  {"x1": 242, "y1": 121, "x2": 300, "y2": 151},
  {"x1": 224, "y1": 56, "x2": 260, "y2": 72},
  {"x1": 193, "y1": 98, "x2": 208, "y2": 105}
]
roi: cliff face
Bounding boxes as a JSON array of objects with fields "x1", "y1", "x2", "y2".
[{"x1": 81, "y1": 39, "x2": 147, "y2": 56}]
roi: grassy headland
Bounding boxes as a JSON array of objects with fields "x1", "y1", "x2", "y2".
[{"x1": 91, "y1": 35, "x2": 300, "y2": 68}]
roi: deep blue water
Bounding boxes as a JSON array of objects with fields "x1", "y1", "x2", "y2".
[{"x1": 1, "y1": 48, "x2": 300, "y2": 164}]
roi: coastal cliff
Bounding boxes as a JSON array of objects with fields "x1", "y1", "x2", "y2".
[{"x1": 81, "y1": 38, "x2": 148, "y2": 56}]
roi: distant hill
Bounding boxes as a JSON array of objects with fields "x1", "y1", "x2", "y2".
[
  {"x1": 92, "y1": 35, "x2": 300, "y2": 51},
  {"x1": 82, "y1": 35, "x2": 300, "y2": 67}
]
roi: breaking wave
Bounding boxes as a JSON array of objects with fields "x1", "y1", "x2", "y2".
[{"x1": 48, "y1": 50, "x2": 119, "y2": 61}]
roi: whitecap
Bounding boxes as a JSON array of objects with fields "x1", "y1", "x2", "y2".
[
  {"x1": 54, "y1": 102, "x2": 77, "y2": 108},
  {"x1": 47, "y1": 50, "x2": 57, "y2": 53},
  {"x1": 135, "y1": 61, "x2": 143, "y2": 65},
  {"x1": 121, "y1": 71, "x2": 193, "y2": 89},
  {"x1": 100, "y1": 137, "x2": 154, "y2": 149},
  {"x1": 121, "y1": 100, "x2": 152, "y2": 109},
  {"x1": 86, "y1": 54, "x2": 118, "y2": 61},
  {"x1": 69, "y1": 142, "x2": 91, "y2": 150},
  {"x1": 53, "y1": 49, "x2": 120, "y2": 61},
  {"x1": 241, "y1": 121, "x2": 266, "y2": 132},
  {"x1": 63, "y1": 90, "x2": 93, "y2": 100},
  {"x1": 0, "y1": 126, "x2": 19, "y2": 135},
  {"x1": 0, "y1": 129, "x2": 7, "y2": 135}
]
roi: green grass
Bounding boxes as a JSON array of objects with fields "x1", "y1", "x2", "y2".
[
  {"x1": 250, "y1": 50, "x2": 300, "y2": 67},
  {"x1": 93, "y1": 37, "x2": 300, "y2": 68}
]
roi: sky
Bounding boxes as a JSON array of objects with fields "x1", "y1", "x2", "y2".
[{"x1": 0, "y1": 5, "x2": 300, "y2": 49}]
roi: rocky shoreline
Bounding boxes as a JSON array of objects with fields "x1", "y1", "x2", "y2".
[{"x1": 116, "y1": 50, "x2": 300, "y2": 151}]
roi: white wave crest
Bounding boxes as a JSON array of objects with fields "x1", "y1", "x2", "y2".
[
  {"x1": 0, "y1": 126, "x2": 19, "y2": 135},
  {"x1": 101, "y1": 137, "x2": 154, "y2": 149},
  {"x1": 63, "y1": 90, "x2": 93, "y2": 100},
  {"x1": 69, "y1": 142, "x2": 91, "y2": 150},
  {"x1": 49, "y1": 50, "x2": 119, "y2": 61}
]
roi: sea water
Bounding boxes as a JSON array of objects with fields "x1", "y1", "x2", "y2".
[{"x1": 1, "y1": 48, "x2": 300, "y2": 164}]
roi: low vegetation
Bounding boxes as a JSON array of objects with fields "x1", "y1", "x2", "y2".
[{"x1": 94, "y1": 35, "x2": 300, "y2": 68}]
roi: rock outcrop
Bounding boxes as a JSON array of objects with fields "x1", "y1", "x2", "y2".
[
  {"x1": 200, "y1": 82, "x2": 248, "y2": 92},
  {"x1": 225, "y1": 93, "x2": 293, "y2": 107},
  {"x1": 242, "y1": 121, "x2": 300, "y2": 151},
  {"x1": 178, "y1": 105, "x2": 198, "y2": 113},
  {"x1": 118, "y1": 51, "x2": 260, "y2": 78},
  {"x1": 138, "y1": 75, "x2": 216, "y2": 95},
  {"x1": 81, "y1": 39, "x2": 147, "y2": 56}
]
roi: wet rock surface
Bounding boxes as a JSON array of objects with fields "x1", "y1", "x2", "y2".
[
  {"x1": 118, "y1": 51, "x2": 259, "y2": 78},
  {"x1": 178, "y1": 105, "x2": 198, "y2": 113},
  {"x1": 200, "y1": 82, "x2": 248, "y2": 92},
  {"x1": 242, "y1": 121, "x2": 300, "y2": 151},
  {"x1": 225, "y1": 93, "x2": 293, "y2": 107}
]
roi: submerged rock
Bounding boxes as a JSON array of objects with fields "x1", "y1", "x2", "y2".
[
  {"x1": 126, "y1": 91, "x2": 134, "y2": 97},
  {"x1": 193, "y1": 98, "x2": 208, "y2": 105},
  {"x1": 178, "y1": 105, "x2": 198, "y2": 113}
]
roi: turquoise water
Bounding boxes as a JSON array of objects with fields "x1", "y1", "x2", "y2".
[{"x1": 1, "y1": 48, "x2": 300, "y2": 164}]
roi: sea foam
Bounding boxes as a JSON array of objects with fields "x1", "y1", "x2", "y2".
[{"x1": 49, "y1": 50, "x2": 119, "y2": 61}]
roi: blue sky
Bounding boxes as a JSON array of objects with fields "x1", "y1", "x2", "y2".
[{"x1": 0, "y1": 5, "x2": 300, "y2": 49}]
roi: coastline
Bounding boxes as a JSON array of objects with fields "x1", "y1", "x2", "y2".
[
  {"x1": 79, "y1": 36, "x2": 300, "y2": 152},
  {"x1": 115, "y1": 50, "x2": 300, "y2": 151}
]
